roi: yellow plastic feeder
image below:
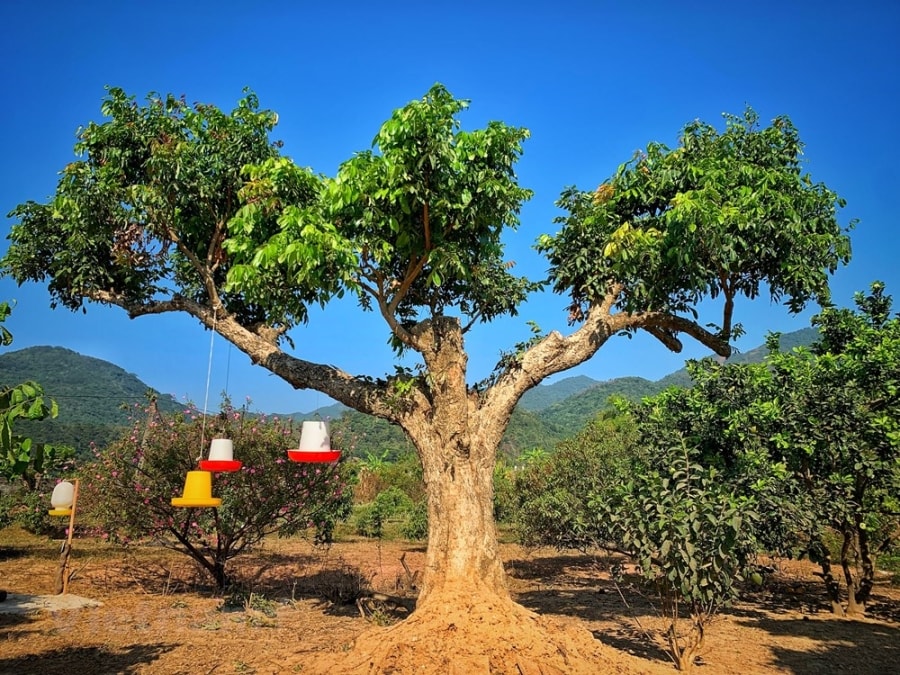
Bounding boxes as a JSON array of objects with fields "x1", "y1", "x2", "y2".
[
  {"x1": 48, "y1": 480, "x2": 76, "y2": 517},
  {"x1": 171, "y1": 470, "x2": 222, "y2": 508}
]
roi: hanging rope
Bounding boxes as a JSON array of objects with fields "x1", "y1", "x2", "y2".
[{"x1": 198, "y1": 310, "x2": 218, "y2": 461}]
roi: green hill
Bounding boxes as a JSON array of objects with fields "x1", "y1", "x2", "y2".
[
  {"x1": 0, "y1": 345, "x2": 183, "y2": 452},
  {"x1": 654, "y1": 326, "x2": 821, "y2": 390},
  {"x1": 527, "y1": 327, "x2": 822, "y2": 442},
  {"x1": 518, "y1": 375, "x2": 598, "y2": 411}
]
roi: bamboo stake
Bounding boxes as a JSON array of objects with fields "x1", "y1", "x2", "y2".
[{"x1": 56, "y1": 478, "x2": 79, "y2": 595}]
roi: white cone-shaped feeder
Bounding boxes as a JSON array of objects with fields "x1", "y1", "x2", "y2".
[
  {"x1": 48, "y1": 481, "x2": 76, "y2": 517},
  {"x1": 288, "y1": 420, "x2": 341, "y2": 463},
  {"x1": 200, "y1": 437, "x2": 242, "y2": 472}
]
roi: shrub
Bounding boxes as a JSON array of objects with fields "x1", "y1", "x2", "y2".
[
  {"x1": 81, "y1": 399, "x2": 353, "y2": 588},
  {"x1": 400, "y1": 500, "x2": 428, "y2": 541},
  {"x1": 596, "y1": 438, "x2": 759, "y2": 671},
  {"x1": 353, "y1": 486, "x2": 423, "y2": 540},
  {"x1": 512, "y1": 411, "x2": 640, "y2": 549}
]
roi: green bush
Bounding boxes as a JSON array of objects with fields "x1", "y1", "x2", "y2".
[
  {"x1": 400, "y1": 500, "x2": 428, "y2": 541},
  {"x1": 82, "y1": 400, "x2": 353, "y2": 588},
  {"x1": 596, "y1": 438, "x2": 759, "y2": 671},
  {"x1": 512, "y1": 411, "x2": 640, "y2": 549},
  {"x1": 353, "y1": 486, "x2": 424, "y2": 540},
  {"x1": 353, "y1": 502, "x2": 384, "y2": 538}
]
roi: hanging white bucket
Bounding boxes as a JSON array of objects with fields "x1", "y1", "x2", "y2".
[
  {"x1": 288, "y1": 421, "x2": 341, "y2": 463},
  {"x1": 209, "y1": 438, "x2": 234, "y2": 461}
]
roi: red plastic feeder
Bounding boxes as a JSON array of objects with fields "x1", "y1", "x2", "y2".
[
  {"x1": 199, "y1": 459, "x2": 243, "y2": 472},
  {"x1": 287, "y1": 421, "x2": 341, "y2": 463},
  {"x1": 288, "y1": 449, "x2": 341, "y2": 463}
]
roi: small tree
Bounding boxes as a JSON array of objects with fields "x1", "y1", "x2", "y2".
[
  {"x1": 598, "y1": 438, "x2": 758, "y2": 671},
  {"x1": 82, "y1": 400, "x2": 352, "y2": 588},
  {"x1": 759, "y1": 282, "x2": 900, "y2": 614},
  {"x1": 627, "y1": 284, "x2": 900, "y2": 616},
  {"x1": 0, "y1": 301, "x2": 74, "y2": 538},
  {"x1": 513, "y1": 410, "x2": 757, "y2": 671},
  {"x1": 0, "y1": 302, "x2": 71, "y2": 491},
  {"x1": 629, "y1": 362, "x2": 815, "y2": 562}
]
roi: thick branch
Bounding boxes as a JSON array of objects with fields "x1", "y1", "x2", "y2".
[
  {"x1": 479, "y1": 286, "x2": 733, "y2": 433},
  {"x1": 89, "y1": 291, "x2": 408, "y2": 422},
  {"x1": 644, "y1": 326, "x2": 683, "y2": 352},
  {"x1": 477, "y1": 284, "x2": 623, "y2": 434},
  {"x1": 637, "y1": 312, "x2": 732, "y2": 357},
  {"x1": 388, "y1": 254, "x2": 428, "y2": 315},
  {"x1": 387, "y1": 201, "x2": 433, "y2": 315}
]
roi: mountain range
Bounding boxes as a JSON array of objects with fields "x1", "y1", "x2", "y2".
[{"x1": 0, "y1": 327, "x2": 820, "y2": 460}]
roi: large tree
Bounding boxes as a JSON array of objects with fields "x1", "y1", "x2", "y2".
[{"x1": 3, "y1": 86, "x2": 851, "y2": 672}]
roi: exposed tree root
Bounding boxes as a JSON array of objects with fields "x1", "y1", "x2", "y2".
[{"x1": 303, "y1": 591, "x2": 653, "y2": 674}]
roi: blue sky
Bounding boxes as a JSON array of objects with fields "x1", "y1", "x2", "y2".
[{"x1": 1, "y1": 1, "x2": 897, "y2": 415}]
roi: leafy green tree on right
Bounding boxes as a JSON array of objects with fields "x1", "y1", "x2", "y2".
[{"x1": 630, "y1": 282, "x2": 900, "y2": 616}]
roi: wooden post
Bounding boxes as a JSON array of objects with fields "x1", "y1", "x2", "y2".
[{"x1": 54, "y1": 478, "x2": 79, "y2": 595}]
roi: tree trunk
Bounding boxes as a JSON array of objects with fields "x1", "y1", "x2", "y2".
[
  {"x1": 815, "y1": 538, "x2": 845, "y2": 616},
  {"x1": 212, "y1": 559, "x2": 229, "y2": 590},
  {"x1": 417, "y1": 446, "x2": 508, "y2": 607},
  {"x1": 323, "y1": 439, "x2": 617, "y2": 674},
  {"x1": 308, "y1": 318, "x2": 623, "y2": 673},
  {"x1": 842, "y1": 524, "x2": 874, "y2": 615}
]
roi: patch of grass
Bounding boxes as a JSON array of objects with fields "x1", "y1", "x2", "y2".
[{"x1": 246, "y1": 592, "x2": 278, "y2": 618}]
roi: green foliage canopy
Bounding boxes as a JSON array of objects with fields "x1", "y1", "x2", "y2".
[
  {"x1": 539, "y1": 109, "x2": 852, "y2": 340},
  {"x1": 225, "y1": 84, "x2": 541, "y2": 342},
  {"x1": 4, "y1": 88, "x2": 282, "y2": 324}
]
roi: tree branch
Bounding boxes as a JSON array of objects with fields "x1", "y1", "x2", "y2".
[
  {"x1": 644, "y1": 326, "x2": 683, "y2": 352},
  {"x1": 89, "y1": 290, "x2": 408, "y2": 422},
  {"x1": 477, "y1": 284, "x2": 733, "y2": 440}
]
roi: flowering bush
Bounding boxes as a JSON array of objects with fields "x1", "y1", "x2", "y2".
[{"x1": 81, "y1": 398, "x2": 353, "y2": 588}]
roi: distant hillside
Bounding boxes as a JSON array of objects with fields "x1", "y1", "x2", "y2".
[
  {"x1": 655, "y1": 326, "x2": 821, "y2": 390},
  {"x1": 534, "y1": 376, "x2": 658, "y2": 439},
  {"x1": 280, "y1": 402, "x2": 350, "y2": 423},
  {"x1": 518, "y1": 375, "x2": 598, "y2": 411},
  {"x1": 524, "y1": 326, "x2": 822, "y2": 440},
  {"x1": 0, "y1": 345, "x2": 182, "y2": 452}
]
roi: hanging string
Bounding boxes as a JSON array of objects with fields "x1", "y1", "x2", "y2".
[
  {"x1": 225, "y1": 343, "x2": 232, "y2": 400},
  {"x1": 199, "y1": 311, "x2": 218, "y2": 461}
]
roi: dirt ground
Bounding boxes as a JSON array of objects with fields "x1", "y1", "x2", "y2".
[{"x1": 1, "y1": 527, "x2": 898, "y2": 674}]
